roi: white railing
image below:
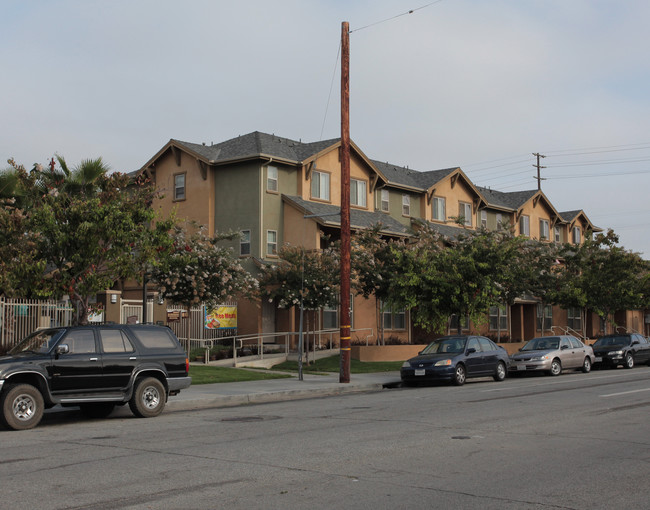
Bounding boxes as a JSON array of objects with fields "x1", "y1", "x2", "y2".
[
  {"x1": 188, "y1": 327, "x2": 374, "y2": 365},
  {"x1": 551, "y1": 325, "x2": 587, "y2": 340},
  {"x1": 0, "y1": 297, "x2": 75, "y2": 349}
]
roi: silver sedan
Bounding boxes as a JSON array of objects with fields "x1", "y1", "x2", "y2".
[{"x1": 509, "y1": 335, "x2": 595, "y2": 376}]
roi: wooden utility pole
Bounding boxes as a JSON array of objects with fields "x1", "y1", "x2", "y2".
[
  {"x1": 340, "y1": 21, "x2": 351, "y2": 383},
  {"x1": 533, "y1": 152, "x2": 546, "y2": 191}
]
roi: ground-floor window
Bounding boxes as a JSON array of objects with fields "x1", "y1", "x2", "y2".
[
  {"x1": 449, "y1": 314, "x2": 470, "y2": 331},
  {"x1": 489, "y1": 304, "x2": 508, "y2": 331},
  {"x1": 381, "y1": 302, "x2": 406, "y2": 330},
  {"x1": 323, "y1": 305, "x2": 337, "y2": 329},
  {"x1": 537, "y1": 304, "x2": 552, "y2": 331},
  {"x1": 567, "y1": 307, "x2": 582, "y2": 332}
]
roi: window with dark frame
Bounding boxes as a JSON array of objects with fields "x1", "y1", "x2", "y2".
[{"x1": 240, "y1": 230, "x2": 251, "y2": 256}]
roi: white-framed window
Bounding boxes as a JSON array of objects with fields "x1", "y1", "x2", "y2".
[
  {"x1": 174, "y1": 173, "x2": 186, "y2": 201},
  {"x1": 266, "y1": 230, "x2": 277, "y2": 256},
  {"x1": 267, "y1": 165, "x2": 278, "y2": 192},
  {"x1": 402, "y1": 194, "x2": 410, "y2": 216},
  {"x1": 323, "y1": 305, "x2": 338, "y2": 329},
  {"x1": 572, "y1": 226, "x2": 581, "y2": 244},
  {"x1": 459, "y1": 202, "x2": 472, "y2": 226},
  {"x1": 496, "y1": 213, "x2": 503, "y2": 231},
  {"x1": 311, "y1": 170, "x2": 330, "y2": 201},
  {"x1": 520, "y1": 215, "x2": 530, "y2": 236},
  {"x1": 380, "y1": 189, "x2": 389, "y2": 212},
  {"x1": 432, "y1": 196, "x2": 446, "y2": 222},
  {"x1": 480, "y1": 210, "x2": 488, "y2": 228},
  {"x1": 539, "y1": 219, "x2": 549, "y2": 240},
  {"x1": 554, "y1": 225, "x2": 561, "y2": 243},
  {"x1": 536, "y1": 304, "x2": 552, "y2": 331},
  {"x1": 351, "y1": 179, "x2": 367, "y2": 207},
  {"x1": 240, "y1": 230, "x2": 251, "y2": 256},
  {"x1": 381, "y1": 301, "x2": 406, "y2": 330},
  {"x1": 489, "y1": 305, "x2": 508, "y2": 331}
]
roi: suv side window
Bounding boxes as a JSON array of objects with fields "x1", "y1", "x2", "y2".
[
  {"x1": 131, "y1": 328, "x2": 177, "y2": 349},
  {"x1": 100, "y1": 329, "x2": 135, "y2": 353},
  {"x1": 63, "y1": 329, "x2": 96, "y2": 354}
]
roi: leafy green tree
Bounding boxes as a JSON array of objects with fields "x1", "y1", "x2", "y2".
[
  {"x1": 558, "y1": 230, "x2": 647, "y2": 334},
  {"x1": 351, "y1": 226, "x2": 409, "y2": 343}
]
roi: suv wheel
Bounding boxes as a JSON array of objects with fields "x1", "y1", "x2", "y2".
[
  {"x1": 1, "y1": 384, "x2": 44, "y2": 430},
  {"x1": 129, "y1": 377, "x2": 166, "y2": 418}
]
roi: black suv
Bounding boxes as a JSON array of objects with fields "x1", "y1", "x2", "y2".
[
  {"x1": 592, "y1": 333, "x2": 650, "y2": 369},
  {"x1": 0, "y1": 324, "x2": 191, "y2": 430}
]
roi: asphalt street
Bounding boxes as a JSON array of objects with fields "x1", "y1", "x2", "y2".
[{"x1": 2, "y1": 367, "x2": 650, "y2": 509}]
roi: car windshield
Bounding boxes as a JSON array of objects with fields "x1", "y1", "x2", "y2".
[
  {"x1": 593, "y1": 335, "x2": 631, "y2": 347},
  {"x1": 8, "y1": 329, "x2": 64, "y2": 355},
  {"x1": 421, "y1": 337, "x2": 466, "y2": 354},
  {"x1": 521, "y1": 337, "x2": 560, "y2": 351}
]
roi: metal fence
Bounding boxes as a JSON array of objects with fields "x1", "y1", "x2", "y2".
[{"x1": 0, "y1": 297, "x2": 75, "y2": 349}]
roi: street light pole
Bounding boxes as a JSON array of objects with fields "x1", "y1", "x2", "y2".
[{"x1": 339, "y1": 21, "x2": 351, "y2": 383}]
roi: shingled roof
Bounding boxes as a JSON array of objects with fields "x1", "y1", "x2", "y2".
[
  {"x1": 475, "y1": 186, "x2": 538, "y2": 210},
  {"x1": 172, "y1": 131, "x2": 340, "y2": 165},
  {"x1": 282, "y1": 195, "x2": 411, "y2": 237}
]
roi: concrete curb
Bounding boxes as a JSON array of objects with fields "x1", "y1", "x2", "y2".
[{"x1": 166, "y1": 382, "x2": 389, "y2": 412}]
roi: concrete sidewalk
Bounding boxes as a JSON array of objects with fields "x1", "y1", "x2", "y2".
[{"x1": 166, "y1": 371, "x2": 402, "y2": 412}]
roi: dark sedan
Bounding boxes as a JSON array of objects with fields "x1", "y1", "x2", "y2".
[
  {"x1": 401, "y1": 335, "x2": 509, "y2": 386},
  {"x1": 592, "y1": 333, "x2": 650, "y2": 369}
]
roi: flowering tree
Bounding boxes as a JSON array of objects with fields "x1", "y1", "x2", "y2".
[
  {"x1": 1, "y1": 157, "x2": 174, "y2": 324},
  {"x1": 151, "y1": 225, "x2": 258, "y2": 347}
]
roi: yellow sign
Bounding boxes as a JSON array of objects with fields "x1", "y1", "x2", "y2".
[{"x1": 205, "y1": 305, "x2": 237, "y2": 329}]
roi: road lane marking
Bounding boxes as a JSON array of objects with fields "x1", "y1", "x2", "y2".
[{"x1": 600, "y1": 388, "x2": 650, "y2": 398}]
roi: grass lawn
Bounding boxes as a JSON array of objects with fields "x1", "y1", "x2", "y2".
[
  {"x1": 189, "y1": 365, "x2": 292, "y2": 385},
  {"x1": 271, "y1": 355, "x2": 403, "y2": 374}
]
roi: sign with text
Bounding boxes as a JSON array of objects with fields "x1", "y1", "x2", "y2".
[{"x1": 205, "y1": 305, "x2": 237, "y2": 330}]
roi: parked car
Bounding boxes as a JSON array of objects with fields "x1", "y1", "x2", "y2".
[
  {"x1": 509, "y1": 335, "x2": 594, "y2": 376},
  {"x1": 0, "y1": 324, "x2": 191, "y2": 430},
  {"x1": 591, "y1": 333, "x2": 650, "y2": 369},
  {"x1": 401, "y1": 335, "x2": 509, "y2": 386}
]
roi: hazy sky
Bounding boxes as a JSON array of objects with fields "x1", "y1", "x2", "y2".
[{"x1": 3, "y1": 0, "x2": 649, "y2": 255}]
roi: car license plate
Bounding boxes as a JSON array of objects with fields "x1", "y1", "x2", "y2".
[
  {"x1": 415, "y1": 369, "x2": 425, "y2": 376},
  {"x1": 595, "y1": 356, "x2": 602, "y2": 362},
  {"x1": 517, "y1": 365, "x2": 526, "y2": 371}
]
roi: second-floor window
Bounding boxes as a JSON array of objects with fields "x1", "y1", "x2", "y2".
[
  {"x1": 267, "y1": 166, "x2": 278, "y2": 192},
  {"x1": 480, "y1": 210, "x2": 488, "y2": 228},
  {"x1": 311, "y1": 170, "x2": 330, "y2": 201},
  {"x1": 496, "y1": 213, "x2": 503, "y2": 230},
  {"x1": 520, "y1": 215, "x2": 530, "y2": 236},
  {"x1": 174, "y1": 173, "x2": 186, "y2": 201},
  {"x1": 432, "y1": 197, "x2": 446, "y2": 221},
  {"x1": 380, "y1": 189, "x2": 389, "y2": 212},
  {"x1": 539, "y1": 219, "x2": 549, "y2": 240},
  {"x1": 266, "y1": 230, "x2": 277, "y2": 256},
  {"x1": 240, "y1": 230, "x2": 251, "y2": 256},
  {"x1": 402, "y1": 194, "x2": 410, "y2": 216},
  {"x1": 459, "y1": 202, "x2": 472, "y2": 227},
  {"x1": 554, "y1": 225, "x2": 561, "y2": 243},
  {"x1": 572, "y1": 226, "x2": 581, "y2": 244},
  {"x1": 351, "y1": 179, "x2": 367, "y2": 207}
]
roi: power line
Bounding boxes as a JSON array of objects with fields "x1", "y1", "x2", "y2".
[
  {"x1": 349, "y1": 1, "x2": 445, "y2": 33},
  {"x1": 320, "y1": 42, "x2": 341, "y2": 140},
  {"x1": 546, "y1": 168, "x2": 650, "y2": 180}
]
